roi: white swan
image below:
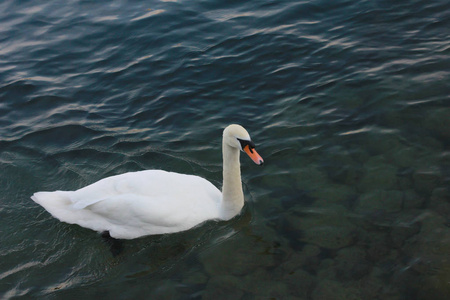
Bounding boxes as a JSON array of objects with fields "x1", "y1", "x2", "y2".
[{"x1": 31, "y1": 124, "x2": 263, "y2": 239}]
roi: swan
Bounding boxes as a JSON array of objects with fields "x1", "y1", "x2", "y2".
[{"x1": 31, "y1": 124, "x2": 264, "y2": 239}]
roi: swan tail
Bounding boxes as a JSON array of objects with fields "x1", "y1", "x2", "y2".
[
  {"x1": 31, "y1": 191, "x2": 111, "y2": 233},
  {"x1": 31, "y1": 191, "x2": 70, "y2": 206},
  {"x1": 31, "y1": 191, "x2": 76, "y2": 219}
]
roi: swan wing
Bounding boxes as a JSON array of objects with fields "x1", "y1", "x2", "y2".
[{"x1": 31, "y1": 170, "x2": 222, "y2": 239}]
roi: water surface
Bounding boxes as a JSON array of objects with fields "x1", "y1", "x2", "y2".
[{"x1": 1, "y1": 0, "x2": 449, "y2": 299}]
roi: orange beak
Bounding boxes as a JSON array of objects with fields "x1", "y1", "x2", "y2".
[{"x1": 243, "y1": 145, "x2": 264, "y2": 165}]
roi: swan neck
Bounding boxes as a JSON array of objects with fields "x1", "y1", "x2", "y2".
[{"x1": 221, "y1": 141, "x2": 244, "y2": 219}]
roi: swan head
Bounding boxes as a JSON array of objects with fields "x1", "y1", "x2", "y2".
[{"x1": 223, "y1": 124, "x2": 264, "y2": 165}]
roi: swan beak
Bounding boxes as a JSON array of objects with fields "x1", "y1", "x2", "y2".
[{"x1": 243, "y1": 145, "x2": 264, "y2": 165}]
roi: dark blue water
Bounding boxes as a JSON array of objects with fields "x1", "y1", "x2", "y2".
[{"x1": 1, "y1": 0, "x2": 449, "y2": 299}]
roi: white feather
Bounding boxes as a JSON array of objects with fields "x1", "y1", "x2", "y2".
[{"x1": 31, "y1": 124, "x2": 263, "y2": 239}]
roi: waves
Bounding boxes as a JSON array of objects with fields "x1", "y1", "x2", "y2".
[{"x1": 1, "y1": 0, "x2": 449, "y2": 299}]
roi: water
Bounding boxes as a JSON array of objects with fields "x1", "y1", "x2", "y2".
[{"x1": 1, "y1": 0, "x2": 449, "y2": 298}]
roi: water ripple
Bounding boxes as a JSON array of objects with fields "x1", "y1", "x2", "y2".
[{"x1": 1, "y1": 0, "x2": 449, "y2": 299}]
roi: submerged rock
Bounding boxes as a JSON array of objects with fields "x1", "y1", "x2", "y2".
[
  {"x1": 203, "y1": 268, "x2": 302, "y2": 299},
  {"x1": 422, "y1": 107, "x2": 450, "y2": 141},
  {"x1": 402, "y1": 189, "x2": 425, "y2": 209},
  {"x1": 310, "y1": 183, "x2": 357, "y2": 207},
  {"x1": 281, "y1": 267, "x2": 315, "y2": 299},
  {"x1": 319, "y1": 147, "x2": 365, "y2": 186},
  {"x1": 365, "y1": 232, "x2": 391, "y2": 263},
  {"x1": 280, "y1": 244, "x2": 321, "y2": 275},
  {"x1": 203, "y1": 275, "x2": 245, "y2": 300},
  {"x1": 429, "y1": 187, "x2": 450, "y2": 218},
  {"x1": 285, "y1": 205, "x2": 358, "y2": 250},
  {"x1": 292, "y1": 164, "x2": 329, "y2": 191},
  {"x1": 242, "y1": 268, "x2": 290, "y2": 299},
  {"x1": 389, "y1": 221, "x2": 420, "y2": 249},
  {"x1": 402, "y1": 212, "x2": 450, "y2": 300},
  {"x1": 199, "y1": 235, "x2": 276, "y2": 276},
  {"x1": 311, "y1": 279, "x2": 362, "y2": 300},
  {"x1": 181, "y1": 269, "x2": 208, "y2": 285},
  {"x1": 365, "y1": 133, "x2": 404, "y2": 157},
  {"x1": 302, "y1": 225, "x2": 357, "y2": 250},
  {"x1": 335, "y1": 247, "x2": 371, "y2": 280},
  {"x1": 389, "y1": 146, "x2": 419, "y2": 168},
  {"x1": 356, "y1": 189, "x2": 403, "y2": 213},
  {"x1": 417, "y1": 267, "x2": 450, "y2": 300},
  {"x1": 413, "y1": 167, "x2": 442, "y2": 196},
  {"x1": 317, "y1": 258, "x2": 337, "y2": 281},
  {"x1": 358, "y1": 156, "x2": 398, "y2": 192}
]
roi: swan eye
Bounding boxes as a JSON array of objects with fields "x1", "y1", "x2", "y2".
[{"x1": 237, "y1": 138, "x2": 255, "y2": 152}]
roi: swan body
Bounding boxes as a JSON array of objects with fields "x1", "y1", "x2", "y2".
[{"x1": 31, "y1": 124, "x2": 263, "y2": 239}]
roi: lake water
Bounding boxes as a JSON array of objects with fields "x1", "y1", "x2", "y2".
[{"x1": 1, "y1": 0, "x2": 449, "y2": 299}]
